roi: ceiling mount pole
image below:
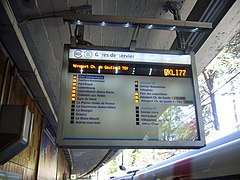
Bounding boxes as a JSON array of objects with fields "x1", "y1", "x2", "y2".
[
  {"x1": 71, "y1": 5, "x2": 93, "y2": 46},
  {"x1": 129, "y1": 25, "x2": 140, "y2": 51},
  {"x1": 166, "y1": 1, "x2": 186, "y2": 50}
]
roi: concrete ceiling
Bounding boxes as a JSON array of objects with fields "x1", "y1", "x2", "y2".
[{"x1": 1, "y1": 0, "x2": 239, "y2": 177}]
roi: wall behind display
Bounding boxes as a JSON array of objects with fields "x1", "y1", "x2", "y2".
[
  {"x1": 0, "y1": 49, "x2": 69, "y2": 179},
  {"x1": 0, "y1": 49, "x2": 42, "y2": 178},
  {"x1": 37, "y1": 129, "x2": 58, "y2": 179},
  {"x1": 57, "y1": 149, "x2": 70, "y2": 180}
]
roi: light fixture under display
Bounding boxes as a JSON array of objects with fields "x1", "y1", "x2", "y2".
[
  {"x1": 64, "y1": 14, "x2": 212, "y2": 32},
  {"x1": 101, "y1": 21, "x2": 106, "y2": 26},
  {"x1": 146, "y1": 24, "x2": 153, "y2": 29},
  {"x1": 124, "y1": 23, "x2": 130, "y2": 28}
]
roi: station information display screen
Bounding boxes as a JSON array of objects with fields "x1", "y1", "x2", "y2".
[{"x1": 57, "y1": 46, "x2": 205, "y2": 148}]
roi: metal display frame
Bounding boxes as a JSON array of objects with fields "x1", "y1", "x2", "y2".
[{"x1": 57, "y1": 44, "x2": 205, "y2": 149}]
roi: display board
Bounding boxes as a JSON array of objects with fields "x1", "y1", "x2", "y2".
[{"x1": 57, "y1": 46, "x2": 205, "y2": 148}]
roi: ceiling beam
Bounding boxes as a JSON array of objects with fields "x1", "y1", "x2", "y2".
[{"x1": 0, "y1": 0, "x2": 58, "y2": 128}]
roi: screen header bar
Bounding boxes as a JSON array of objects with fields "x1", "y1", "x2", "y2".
[{"x1": 69, "y1": 48, "x2": 191, "y2": 65}]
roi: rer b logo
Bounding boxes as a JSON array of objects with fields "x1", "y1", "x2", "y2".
[{"x1": 74, "y1": 50, "x2": 82, "y2": 58}]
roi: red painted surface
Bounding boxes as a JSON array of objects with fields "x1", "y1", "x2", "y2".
[
  {"x1": 173, "y1": 158, "x2": 192, "y2": 179},
  {"x1": 138, "y1": 174, "x2": 144, "y2": 180}
]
